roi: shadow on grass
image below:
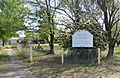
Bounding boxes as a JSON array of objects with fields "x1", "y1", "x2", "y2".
[
  {"x1": 10, "y1": 45, "x2": 17, "y2": 49},
  {"x1": 0, "y1": 54, "x2": 8, "y2": 61},
  {"x1": 11, "y1": 45, "x2": 120, "y2": 78},
  {"x1": 115, "y1": 52, "x2": 120, "y2": 55},
  {"x1": 29, "y1": 53, "x2": 120, "y2": 78},
  {"x1": 0, "y1": 51, "x2": 8, "y2": 72},
  {"x1": 30, "y1": 54, "x2": 100, "y2": 78}
]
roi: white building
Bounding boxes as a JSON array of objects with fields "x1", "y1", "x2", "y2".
[{"x1": 10, "y1": 37, "x2": 19, "y2": 45}]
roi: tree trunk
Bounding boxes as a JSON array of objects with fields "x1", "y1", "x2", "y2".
[
  {"x1": 2, "y1": 39, "x2": 5, "y2": 46},
  {"x1": 49, "y1": 33, "x2": 54, "y2": 54},
  {"x1": 105, "y1": 42, "x2": 115, "y2": 59}
]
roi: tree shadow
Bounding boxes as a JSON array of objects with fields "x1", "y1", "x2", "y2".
[
  {"x1": 29, "y1": 53, "x2": 120, "y2": 78},
  {"x1": 0, "y1": 52, "x2": 8, "y2": 61},
  {"x1": 30, "y1": 54, "x2": 97, "y2": 77},
  {"x1": 115, "y1": 52, "x2": 120, "y2": 55}
]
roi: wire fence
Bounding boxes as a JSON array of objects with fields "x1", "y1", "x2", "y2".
[{"x1": 17, "y1": 44, "x2": 33, "y2": 62}]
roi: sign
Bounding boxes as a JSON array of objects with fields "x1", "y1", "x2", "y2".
[{"x1": 72, "y1": 30, "x2": 93, "y2": 47}]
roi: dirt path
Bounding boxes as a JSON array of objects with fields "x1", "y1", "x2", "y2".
[{"x1": 1, "y1": 47, "x2": 34, "y2": 78}]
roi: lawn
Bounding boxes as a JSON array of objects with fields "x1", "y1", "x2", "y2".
[
  {"x1": 101, "y1": 46, "x2": 120, "y2": 59},
  {"x1": 12, "y1": 44, "x2": 120, "y2": 78},
  {"x1": 29, "y1": 44, "x2": 63, "y2": 54},
  {"x1": 12, "y1": 44, "x2": 63, "y2": 62}
]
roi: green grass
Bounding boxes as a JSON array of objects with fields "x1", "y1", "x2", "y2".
[
  {"x1": 1, "y1": 45, "x2": 7, "y2": 50},
  {"x1": 114, "y1": 46, "x2": 120, "y2": 50},
  {"x1": 11, "y1": 45, "x2": 31, "y2": 63},
  {"x1": 12, "y1": 45, "x2": 47, "y2": 63},
  {"x1": 0, "y1": 51, "x2": 8, "y2": 71},
  {"x1": 29, "y1": 44, "x2": 63, "y2": 54},
  {"x1": 12, "y1": 44, "x2": 120, "y2": 63},
  {"x1": 101, "y1": 46, "x2": 120, "y2": 58},
  {"x1": 10, "y1": 45, "x2": 16, "y2": 48},
  {"x1": 32, "y1": 50, "x2": 46, "y2": 62},
  {"x1": 28, "y1": 44, "x2": 67, "y2": 62},
  {"x1": 13, "y1": 48, "x2": 31, "y2": 63}
]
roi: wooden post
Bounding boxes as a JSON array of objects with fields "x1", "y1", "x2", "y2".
[
  {"x1": 30, "y1": 47, "x2": 33, "y2": 62},
  {"x1": 61, "y1": 48, "x2": 64, "y2": 64},
  {"x1": 22, "y1": 46, "x2": 23, "y2": 54},
  {"x1": 24, "y1": 47, "x2": 27, "y2": 57},
  {"x1": 98, "y1": 48, "x2": 101, "y2": 65}
]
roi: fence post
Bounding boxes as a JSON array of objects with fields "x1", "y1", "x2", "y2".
[
  {"x1": 98, "y1": 48, "x2": 101, "y2": 65},
  {"x1": 23, "y1": 47, "x2": 24, "y2": 56},
  {"x1": 30, "y1": 47, "x2": 33, "y2": 62},
  {"x1": 61, "y1": 48, "x2": 64, "y2": 64},
  {"x1": 26, "y1": 47, "x2": 28, "y2": 57},
  {"x1": 24, "y1": 47, "x2": 27, "y2": 57},
  {"x1": 21, "y1": 46, "x2": 23, "y2": 54}
]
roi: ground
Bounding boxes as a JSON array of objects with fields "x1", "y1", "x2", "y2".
[
  {"x1": 27, "y1": 54, "x2": 120, "y2": 78},
  {"x1": 13, "y1": 44, "x2": 120, "y2": 78},
  {"x1": 0, "y1": 44, "x2": 120, "y2": 78}
]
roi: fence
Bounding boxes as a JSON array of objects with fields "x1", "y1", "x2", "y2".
[
  {"x1": 32, "y1": 45, "x2": 49, "y2": 54},
  {"x1": 64, "y1": 48, "x2": 100, "y2": 64},
  {"x1": 17, "y1": 44, "x2": 33, "y2": 62}
]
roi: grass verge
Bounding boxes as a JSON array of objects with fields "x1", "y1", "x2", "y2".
[
  {"x1": 0, "y1": 51, "x2": 8, "y2": 72},
  {"x1": 12, "y1": 48, "x2": 31, "y2": 63},
  {"x1": 29, "y1": 44, "x2": 63, "y2": 54},
  {"x1": 11, "y1": 44, "x2": 31, "y2": 63}
]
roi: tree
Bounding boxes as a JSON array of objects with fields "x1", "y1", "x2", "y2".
[
  {"x1": 58, "y1": 0, "x2": 82, "y2": 32},
  {"x1": 58, "y1": 1, "x2": 105, "y2": 44},
  {"x1": 28, "y1": 0, "x2": 60, "y2": 54},
  {"x1": 59, "y1": 0, "x2": 120, "y2": 59},
  {"x1": 96, "y1": 0, "x2": 120, "y2": 59},
  {"x1": 0, "y1": 0, "x2": 29, "y2": 46}
]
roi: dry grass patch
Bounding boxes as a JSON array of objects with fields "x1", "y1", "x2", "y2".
[
  {"x1": 28, "y1": 46, "x2": 120, "y2": 78},
  {"x1": 0, "y1": 50, "x2": 8, "y2": 76},
  {"x1": 12, "y1": 44, "x2": 120, "y2": 78}
]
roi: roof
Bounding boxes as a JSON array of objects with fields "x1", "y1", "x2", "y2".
[{"x1": 10, "y1": 37, "x2": 19, "y2": 40}]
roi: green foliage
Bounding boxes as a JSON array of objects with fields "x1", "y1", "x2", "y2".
[
  {"x1": 58, "y1": 22, "x2": 107, "y2": 50},
  {"x1": 57, "y1": 29, "x2": 71, "y2": 50},
  {"x1": 0, "y1": 0, "x2": 29, "y2": 40},
  {"x1": 25, "y1": 32, "x2": 45, "y2": 43},
  {"x1": 13, "y1": 48, "x2": 30, "y2": 63},
  {"x1": 38, "y1": 22, "x2": 52, "y2": 43}
]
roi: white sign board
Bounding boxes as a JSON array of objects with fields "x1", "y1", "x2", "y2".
[{"x1": 72, "y1": 30, "x2": 93, "y2": 47}]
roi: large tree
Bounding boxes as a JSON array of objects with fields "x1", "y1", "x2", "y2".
[
  {"x1": 28, "y1": 0, "x2": 60, "y2": 54},
  {"x1": 96, "y1": 0, "x2": 120, "y2": 59}
]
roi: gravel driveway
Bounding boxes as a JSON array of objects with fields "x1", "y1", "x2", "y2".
[{"x1": 1, "y1": 47, "x2": 34, "y2": 78}]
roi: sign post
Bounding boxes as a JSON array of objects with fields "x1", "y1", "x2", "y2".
[
  {"x1": 72, "y1": 30, "x2": 94, "y2": 64},
  {"x1": 30, "y1": 47, "x2": 33, "y2": 62}
]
